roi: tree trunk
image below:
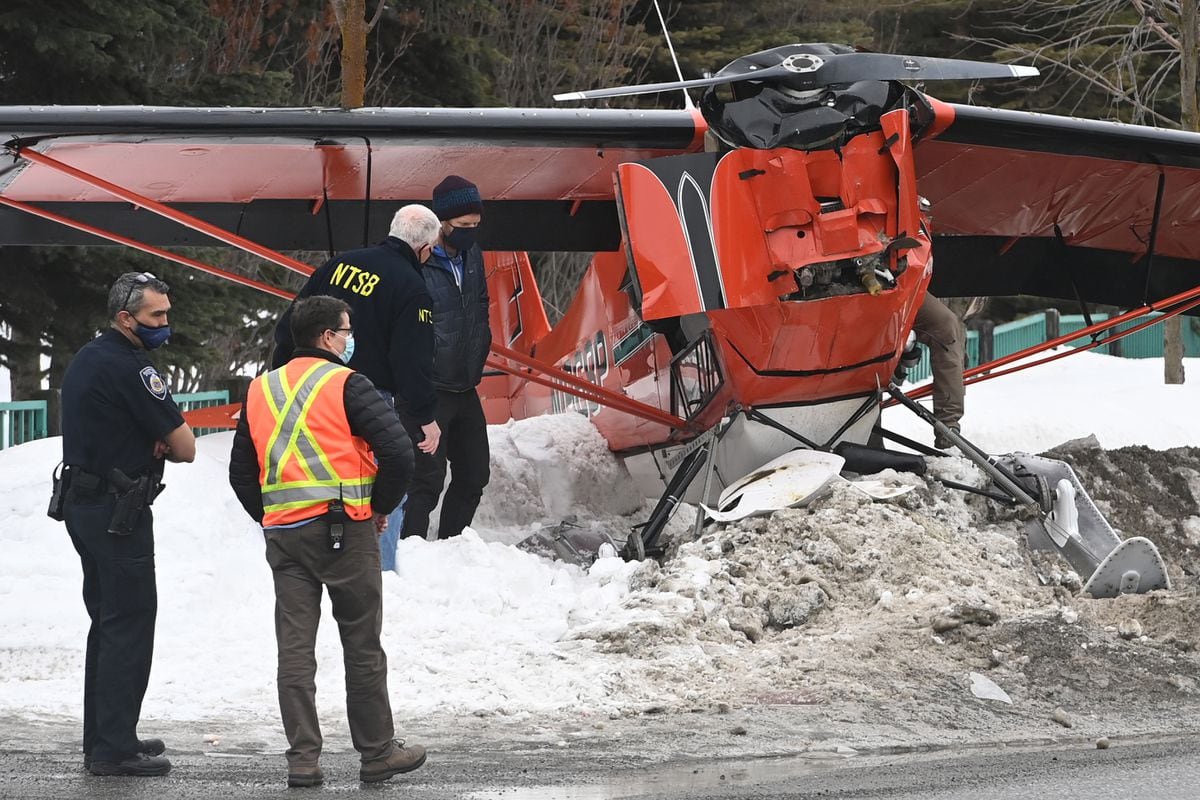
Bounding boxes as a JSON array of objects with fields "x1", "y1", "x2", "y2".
[
  {"x1": 1167, "y1": 0, "x2": 1198, "y2": 384},
  {"x1": 337, "y1": 0, "x2": 368, "y2": 109},
  {"x1": 8, "y1": 328, "x2": 42, "y2": 401}
]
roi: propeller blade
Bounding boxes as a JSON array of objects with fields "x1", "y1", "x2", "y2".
[
  {"x1": 553, "y1": 65, "x2": 794, "y2": 102},
  {"x1": 554, "y1": 49, "x2": 1038, "y2": 103},
  {"x1": 810, "y1": 52, "x2": 1038, "y2": 85}
]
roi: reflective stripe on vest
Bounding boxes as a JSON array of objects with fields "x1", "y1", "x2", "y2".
[{"x1": 247, "y1": 357, "x2": 377, "y2": 526}]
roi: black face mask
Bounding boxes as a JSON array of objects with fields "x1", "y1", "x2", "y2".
[{"x1": 445, "y1": 225, "x2": 477, "y2": 252}]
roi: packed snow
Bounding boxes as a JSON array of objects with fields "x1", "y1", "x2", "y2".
[{"x1": 0, "y1": 350, "x2": 1197, "y2": 748}]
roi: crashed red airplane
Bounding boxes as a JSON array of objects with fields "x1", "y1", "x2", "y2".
[{"x1": 2, "y1": 44, "x2": 1196, "y2": 594}]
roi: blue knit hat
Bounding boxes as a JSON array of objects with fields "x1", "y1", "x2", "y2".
[{"x1": 431, "y1": 175, "x2": 483, "y2": 221}]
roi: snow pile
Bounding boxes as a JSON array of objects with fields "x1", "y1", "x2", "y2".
[
  {"x1": 566, "y1": 447, "x2": 1200, "y2": 715},
  {"x1": 565, "y1": 461, "x2": 1044, "y2": 709}
]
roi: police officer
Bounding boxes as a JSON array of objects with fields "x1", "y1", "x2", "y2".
[
  {"x1": 59, "y1": 271, "x2": 195, "y2": 777},
  {"x1": 230, "y1": 296, "x2": 425, "y2": 787}
]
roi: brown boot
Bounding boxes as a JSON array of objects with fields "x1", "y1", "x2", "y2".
[
  {"x1": 934, "y1": 426, "x2": 961, "y2": 451},
  {"x1": 287, "y1": 763, "x2": 324, "y2": 788},
  {"x1": 359, "y1": 740, "x2": 427, "y2": 783}
]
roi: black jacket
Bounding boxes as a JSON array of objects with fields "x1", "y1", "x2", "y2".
[
  {"x1": 228, "y1": 348, "x2": 415, "y2": 523},
  {"x1": 273, "y1": 237, "x2": 437, "y2": 424},
  {"x1": 424, "y1": 244, "x2": 492, "y2": 391}
]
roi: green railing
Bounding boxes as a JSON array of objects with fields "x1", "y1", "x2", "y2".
[
  {"x1": 905, "y1": 310, "x2": 1200, "y2": 386},
  {"x1": 174, "y1": 390, "x2": 230, "y2": 436},
  {"x1": 1061, "y1": 313, "x2": 1200, "y2": 358},
  {"x1": 994, "y1": 315, "x2": 1047, "y2": 358},
  {"x1": 0, "y1": 400, "x2": 48, "y2": 450}
]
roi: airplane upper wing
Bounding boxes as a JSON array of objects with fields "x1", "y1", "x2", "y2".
[
  {"x1": 2, "y1": 102, "x2": 1199, "y2": 311},
  {"x1": 0, "y1": 106, "x2": 704, "y2": 252},
  {"x1": 916, "y1": 102, "x2": 1200, "y2": 309}
]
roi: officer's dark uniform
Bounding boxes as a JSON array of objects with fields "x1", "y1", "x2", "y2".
[{"x1": 60, "y1": 328, "x2": 184, "y2": 766}]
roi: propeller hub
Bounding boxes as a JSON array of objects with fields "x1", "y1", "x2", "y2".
[{"x1": 781, "y1": 54, "x2": 825, "y2": 74}]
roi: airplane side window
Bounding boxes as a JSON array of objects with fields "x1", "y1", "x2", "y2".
[{"x1": 669, "y1": 332, "x2": 723, "y2": 420}]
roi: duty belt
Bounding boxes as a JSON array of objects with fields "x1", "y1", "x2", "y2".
[{"x1": 69, "y1": 467, "x2": 121, "y2": 494}]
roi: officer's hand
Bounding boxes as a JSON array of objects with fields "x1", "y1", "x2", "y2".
[
  {"x1": 372, "y1": 513, "x2": 388, "y2": 534},
  {"x1": 419, "y1": 421, "x2": 441, "y2": 454},
  {"x1": 153, "y1": 440, "x2": 170, "y2": 459}
]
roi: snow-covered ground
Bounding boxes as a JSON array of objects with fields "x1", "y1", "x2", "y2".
[
  {"x1": 0, "y1": 351, "x2": 1197, "y2": 747},
  {"x1": 888, "y1": 348, "x2": 1200, "y2": 452}
]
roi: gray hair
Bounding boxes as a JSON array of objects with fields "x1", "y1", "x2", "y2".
[
  {"x1": 108, "y1": 271, "x2": 171, "y2": 320},
  {"x1": 388, "y1": 204, "x2": 441, "y2": 251}
]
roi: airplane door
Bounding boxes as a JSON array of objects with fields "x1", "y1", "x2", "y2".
[{"x1": 616, "y1": 153, "x2": 724, "y2": 321}]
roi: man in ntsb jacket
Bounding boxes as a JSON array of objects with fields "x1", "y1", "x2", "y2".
[
  {"x1": 230, "y1": 295, "x2": 425, "y2": 788},
  {"x1": 272, "y1": 205, "x2": 442, "y2": 454}
]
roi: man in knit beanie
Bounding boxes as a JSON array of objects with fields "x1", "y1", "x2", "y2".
[{"x1": 393, "y1": 175, "x2": 492, "y2": 547}]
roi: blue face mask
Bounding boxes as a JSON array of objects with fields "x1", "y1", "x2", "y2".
[
  {"x1": 135, "y1": 322, "x2": 172, "y2": 350},
  {"x1": 338, "y1": 333, "x2": 356, "y2": 365}
]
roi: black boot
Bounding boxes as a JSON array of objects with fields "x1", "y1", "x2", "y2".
[
  {"x1": 85, "y1": 738, "x2": 166, "y2": 771},
  {"x1": 89, "y1": 752, "x2": 172, "y2": 777}
]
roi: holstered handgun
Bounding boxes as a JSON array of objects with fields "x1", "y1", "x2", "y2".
[{"x1": 106, "y1": 462, "x2": 165, "y2": 536}]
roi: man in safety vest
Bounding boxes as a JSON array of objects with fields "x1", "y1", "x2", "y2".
[{"x1": 228, "y1": 295, "x2": 425, "y2": 788}]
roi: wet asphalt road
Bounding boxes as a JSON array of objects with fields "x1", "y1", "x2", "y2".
[{"x1": 1, "y1": 732, "x2": 1197, "y2": 799}]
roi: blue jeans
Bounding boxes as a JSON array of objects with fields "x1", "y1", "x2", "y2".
[
  {"x1": 379, "y1": 498, "x2": 406, "y2": 572},
  {"x1": 374, "y1": 388, "x2": 408, "y2": 571}
]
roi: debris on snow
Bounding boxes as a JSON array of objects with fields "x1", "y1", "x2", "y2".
[{"x1": 969, "y1": 672, "x2": 1013, "y2": 704}]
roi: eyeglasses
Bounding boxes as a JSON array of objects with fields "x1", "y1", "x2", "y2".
[
  {"x1": 121, "y1": 272, "x2": 157, "y2": 314},
  {"x1": 329, "y1": 327, "x2": 353, "y2": 337}
]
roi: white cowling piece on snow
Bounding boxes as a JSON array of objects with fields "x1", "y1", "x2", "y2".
[{"x1": 701, "y1": 449, "x2": 845, "y2": 523}]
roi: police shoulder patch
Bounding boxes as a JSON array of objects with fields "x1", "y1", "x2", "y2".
[{"x1": 140, "y1": 366, "x2": 168, "y2": 400}]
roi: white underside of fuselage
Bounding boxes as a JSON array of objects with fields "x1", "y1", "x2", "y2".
[{"x1": 621, "y1": 395, "x2": 880, "y2": 505}]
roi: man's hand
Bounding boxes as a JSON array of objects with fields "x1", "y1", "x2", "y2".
[
  {"x1": 153, "y1": 440, "x2": 170, "y2": 459},
  {"x1": 372, "y1": 513, "x2": 389, "y2": 534},
  {"x1": 419, "y1": 421, "x2": 441, "y2": 454}
]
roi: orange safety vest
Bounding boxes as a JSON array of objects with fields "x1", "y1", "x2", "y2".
[{"x1": 246, "y1": 357, "x2": 377, "y2": 527}]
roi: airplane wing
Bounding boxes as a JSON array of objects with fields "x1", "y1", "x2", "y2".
[
  {"x1": 916, "y1": 102, "x2": 1200, "y2": 309},
  {"x1": 0, "y1": 106, "x2": 704, "y2": 252},
  {"x1": 3, "y1": 102, "x2": 1199, "y2": 311}
]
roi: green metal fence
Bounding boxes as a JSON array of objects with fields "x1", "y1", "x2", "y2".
[
  {"x1": 1061, "y1": 313, "x2": 1200, "y2": 358},
  {"x1": 904, "y1": 310, "x2": 1200, "y2": 386},
  {"x1": 994, "y1": 315, "x2": 1047, "y2": 358},
  {"x1": 0, "y1": 400, "x2": 48, "y2": 450},
  {"x1": 174, "y1": 390, "x2": 230, "y2": 436}
]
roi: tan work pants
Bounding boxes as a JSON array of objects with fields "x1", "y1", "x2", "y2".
[
  {"x1": 914, "y1": 292, "x2": 965, "y2": 429},
  {"x1": 264, "y1": 516, "x2": 393, "y2": 766}
]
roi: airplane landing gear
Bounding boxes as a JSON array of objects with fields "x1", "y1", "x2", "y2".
[{"x1": 883, "y1": 379, "x2": 1169, "y2": 598}]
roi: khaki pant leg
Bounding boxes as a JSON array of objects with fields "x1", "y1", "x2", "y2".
[
  {"x1": 313, "y1": 518, "x2": 395, "y2": 762},
  {"x1": 264, "y1": 524, "x2": 325, "y2": 766},
  {"x1": 914, "y1": 292, "x2": 966, "y2": 428}
]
